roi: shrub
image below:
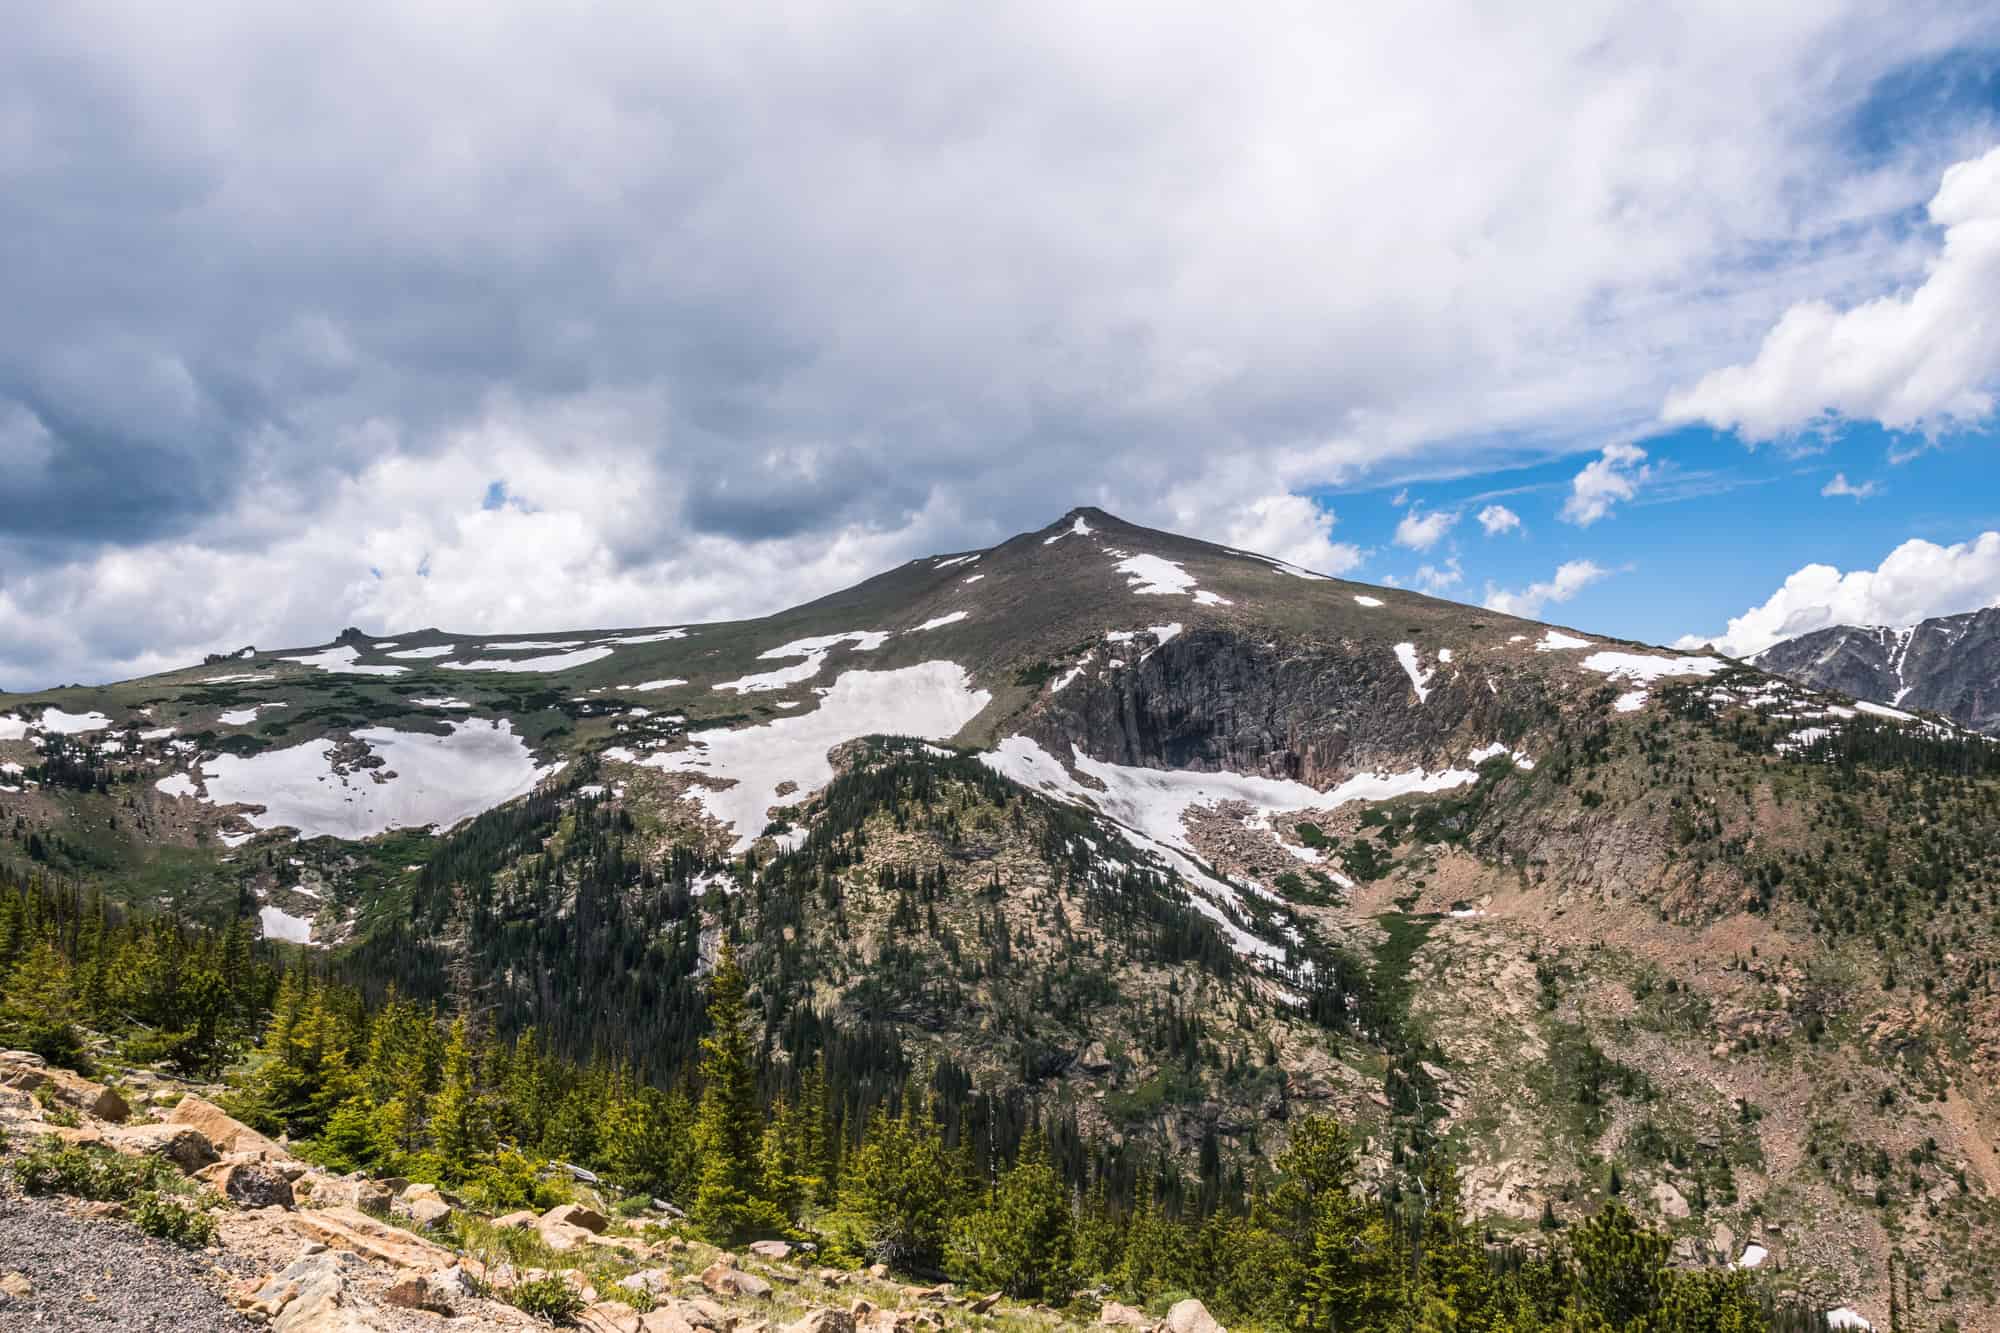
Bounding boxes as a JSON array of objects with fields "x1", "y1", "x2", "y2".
[
  {"x1": 507, "y1": 1274, "x2": 587, "y2": 1323},
  {"x1": 13, "y1": 1137, "x2": 178, "y2": 1201},
  {"x1": 131, "y1": 1190, "x2": 220, "y2": 1248}
]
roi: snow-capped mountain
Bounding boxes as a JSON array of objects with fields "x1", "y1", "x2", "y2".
[{"x1": 1752, "y1": 606, "x2": 2000, "y2": 735}]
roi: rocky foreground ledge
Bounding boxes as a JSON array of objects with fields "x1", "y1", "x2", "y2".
[{"x1": 0, "y1": 1051, "x2": 1224, "y2": 1333}]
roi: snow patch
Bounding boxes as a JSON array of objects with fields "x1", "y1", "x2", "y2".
[
  {"x1": 259, "y1": 905, "x2": 314, "y2": 945},
  {"x1": 1115, "y1": 553, "x2": 1199, "y2": 596},
  {"x1": 410, "y1": 697, "x2": 473, "y2": 709},
  {"x1": 1043, "y1": 515, "x2": 1095, "y2": 544},
  {"x1": 1824, "y1": 1309, "x2": 1871, "y2": 1331},
  {"x1": 628, "y1": 678, "x2": 690, "y2": 691},
  {"x1": 1466, "y1": 742, "x2": 1535, "y2": 770},
  {"x1": 442, "y1": 645, "x2": 615, "y2": 672},
  {"x1": 484, "y1": 639, "x2": 588, "y2": 651},
  {"x1": 1353, "y1": 595, "x2": 1384, "y2": 608},
  {"x1": 914, "y1": 611, "x2": 969, "y2": 631},
  {"x1": 714, "y1": 631, "x2": 890, "y2": 694},
  {"x1": 608, "y1": 628, "x2": 688, "y2": 644},
  {"x1": 1855, "y1": 700, "x2": 1917, "y2": 722},
  {"x1": 220, "y1": 703, "x2": 288, "y2": 727},
  {"x1": 192, "y1": 718, "x2": 555, "y2": 840},
  {"x1": 1394, "y1": 643, "x2": 1434, "y2": 703},
  {"x1": 620, "y1": 662, "x2": 991, "y2": 852},
  {"x1": 1106, "y1": 623, "x2": 1182, "y2": 648},
  {"x1": 282, "y1": 644, "x2": 410, "y2": 677},
  {"x1": 156, "y1": 772, "x2": 198, "y2": 798},
  {"x1": 1580, "y1": 651, "x2": 1724, "y2": 683},
  {"x1": 1535, "y1": 631, "x2": 1593, "y2": 652},
  {"x1": 1735, "y1": 1244, "x2": 1767, "y2": 1270},
  {"x1": 1192, "y1": 590, "x2": 1233, "y2": 606},
  {"x1": 1613, "y1": 690, "x2": 1649, "y2": 713},
  {"x1": 934, "y1": 553, "x2": 982, "y2": 568},
  {"x1": 961, "y1": 574, "x2": 986, "y2": 584},
  {"x1": 386, "y1": 645, "x2": 456, "y2": 659}
]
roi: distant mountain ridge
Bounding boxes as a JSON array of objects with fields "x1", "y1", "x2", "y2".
[{"x1": 1752, "y1": 605, "x2": 2000, "y2": 735}]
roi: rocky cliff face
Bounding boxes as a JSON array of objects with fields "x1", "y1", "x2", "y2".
[{"x1": 1753, "y1": 606, "x2": 2000, "y2": 734}]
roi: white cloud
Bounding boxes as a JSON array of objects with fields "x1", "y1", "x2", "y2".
[
  {"x1": 1664, "y1": 144, "x2": 2000, "y2": 441},
  {"x1": 1394, "y1": 508, "x2": 1459, "y2": 551},
  {"x1": 1476, "y1": 504, "x2": 1522, "y2": 536},
  {"x1": 1414, "y1": 557, "x2": 1464, "y2": 595},
  {"x1": 1209, "y1": 494, "x2": 1364, "y2": 576},
  {"x1": 1482, "y1": 560, "x2": 1611, "y2": 620},
  {"x1": 1677, "y1": 531, "x2": 2000, "y2": 657},
  {"x1": 7, "y1": 4, "x2": 2000, "y2": 684},
  {"x1": 1820, "y1": 472, "x2": 1880, "y2": 500},
  {"x1": 1561, "y1": 443, "x2": 1651, "y2": 526}
]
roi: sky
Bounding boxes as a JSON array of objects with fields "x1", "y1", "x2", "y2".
[{"x1": 5, "y1": 1, "x2": 2000, "y2": 688}]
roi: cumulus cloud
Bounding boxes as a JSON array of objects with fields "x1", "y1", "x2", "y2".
[
  {"x1": 1665, "y1": 144, "x2": 2000, "y2": 441},
  {"x1": 1414, "y1": 557, "x2": 1464, "y2": 595},
  {"x1": 1394, "y1": 508, "x2": 1460, "y2": 552},
  {"x1": 1821, "y1": 472, "x2": 1881, "y2": 499},
  {"x1": 1209, "y1": 494, "x2": 1364, "y2": 576},
  {"x1": 1676, "y1": 531, "x2": 2000, "y2": 658},
  {"x1": 1482, "y1": 560, "x2": 1612, "y2": 620},
  {"x1": 1476, "y1": 504, "x2": 1522, "y2": 536},
  {"x1": 4, "y1": 3, "x2": 2000, "y2": 684},
  {"x1": 1561, "y1": 443, "x2": 1652, "y2": 526}
]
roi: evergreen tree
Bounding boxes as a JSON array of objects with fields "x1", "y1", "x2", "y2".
[
  {"x1": 691, "y1": 944, "x2": 776, "y2": 1240},
  {"x1": 951, "y1": 1129, "x2": 1074, "y2": 1299}
]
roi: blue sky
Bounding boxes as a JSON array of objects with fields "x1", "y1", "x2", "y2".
[
  {"x1": 3, "y1": 4, "x2": 2000, "y2": 686},
  {"x1": 1321, "y1": 420, "x2": 2000, "y2": 650}
]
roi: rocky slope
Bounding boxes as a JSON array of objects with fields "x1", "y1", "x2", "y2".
[
  {"x1": 1752, "y1": 606, "x2": 2000, "y2": 735},
  {"x1": 4, "y1": 508, "x2": 2000, "y2": 1329}
]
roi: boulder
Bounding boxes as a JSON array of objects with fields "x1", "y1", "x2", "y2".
[
  {"x1": 0, "y1": 1054, "x2": 129, "y2": 1123},
  {"x1": 749, "y1": 1239, "x2": 795, "y2": 1261},
  {"x1": 299, "y1": 1175, "x2": 391, "y2": 1214},
  {"x1": 970, "y1": 1293, "x2": 1003, "y2": 1315},
  {"x1": 197, "y1": 1159, "x2": 297, "y2": 1209},
  {"x1": 383, "y1": 1271, "x2": 457, "y2": 1315},
  {"x1": 289, "y1": 1205, "x2": 456, "y2": 1270},
  {"x1": 230, "y1": 1251, "x2": 376, "y2": 1333},
  {"x1": 783, "y1": 1311, "x2": 855, "y2": 1333},
  {"x1": 166, "y1": 1094, "x2": 279, "y2": 1155},
  {"x1": 538, "y1": 1220, "x2": 600, "y2": 1253},
  {"x1": 580, "y1": 1303, "x2": 644, "y2": 1333},
  {"x1": 541, "y1": 1201, "x2": 610, "y2": 1233},
  {"x1": 1165, "y1": 1299, "x2": 1227, "y2": 1333},
  {"x1": 492, "y1": 1209, "x2": 539, "y2": 1230},
  {"x1": 1650, "y1": 1182, "x2": 1690, "y2": 1221},
  {"x1": 403, "y1": 1196, "x2": 452, "y2": 1229},
  {"x1": 102, "y1": 1122, "x2": 219, "y2": 1173},
  {"x1": 1100, "y1": 1301, "x2": 1152, "y2": 1328},
  {"x1": 675, "y1": 1297, "x2": 733, "y2": 1329},
  {"x1": 641, "y1": 1309, "x2": 701, "y2": 1333},
  {"x1": 701, "y1": 1261, "x2": 773, "y2": 1300}
]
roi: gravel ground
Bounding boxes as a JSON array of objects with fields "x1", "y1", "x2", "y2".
[{"x1": 0, "y1": 1181, "x2": 261, "y2": 1330}]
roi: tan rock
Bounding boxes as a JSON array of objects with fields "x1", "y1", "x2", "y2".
[
  {"x1": 199, "y1": 1159, "x2": 294, "y2": 1209},
  {"x1": 675, "y1": 1297, "x2": 733, "y2": 1329},
  {"x1": 492, "y1": 1208, "x2": 538, "y2": 1229},
  {"x1": 641, "y1": 1309, "x2": 701, "y2": 1333},
  {"x1": 382, "y1": 1271, "x2": 457, "y2": 1315},
  {"x1": 541, "y1": 1201, "x2": 610, "y2": 1233},
  {"x1": 538, "y1": 1220, "x2": 600, "y2": 1252},
  {"x1": 1, "y1": 1272, "x2": 34, "y2": 1299},
  {"x1": 0, "y1": 1056, "x2": 130, "y2": 1123},
  {"x1": 302, "y1": 1175, "x2": 391, "y2": 1214},
  {"x1": 102, "y1": 1122, "x2": 219, "y2": 1173},
  {"x1": 166, "y1": 1094, "x2": 279, "y2": 1155},
  {"x1": 289, "y1": 1205, "x2": 455, "y2": 1270},
  {"x1": 700, "y1": 1260, "x2": 773, "y2": 1300},
  {"x1": 1650, "y1": 1181, "x2": 1690, "y2": 1221},
  {"x1": 403, "y1": 1196, "x2": 452, "y2": 1229},
  {"x1": 580, "y1": 1302, "x2": 645, "y2": 1332},
  {"x1": 783, "y1": 1310, "x2": 855, "y2": 1333},
  {"x1": 1100, "y1": 1301, "x2": 1152, "y2": 1328},
  {"x1": 748, "y1": 1238, "x2": 794, "y2": 1261},
  {"x1": 1165, "y1": 1299, "x2": 1226, "y2": 1333},
  {"x1": 969, "y1": 1293, "x2": 1002, "y2": 1314},
  {"x1": 816, "y1": 1268, "x2": 847, "y2": 1287}
]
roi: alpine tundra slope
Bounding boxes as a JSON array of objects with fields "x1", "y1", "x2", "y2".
[{"x1": 3, "y1": 508, "x2": 1999, "y2": 1327}]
